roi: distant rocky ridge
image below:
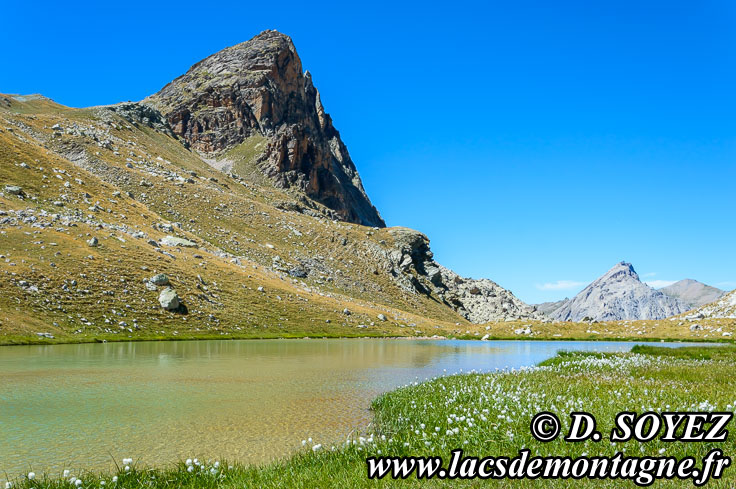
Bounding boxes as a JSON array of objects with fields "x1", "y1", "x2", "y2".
[
  {"x1": 147, "y1": 30, "x2": 385, "y2": 228},
  {"x1": 549, "y1": 262, "x2": 688, "y2": 321},
  {"x1": 534, "y1": 298, "x2": 570, "y2": 317},
  {"x1": 659, "y1": 279, "x2": 725, "y2": 309}
]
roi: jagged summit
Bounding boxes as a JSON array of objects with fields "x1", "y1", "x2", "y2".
[
  {"x1": 550, "y1": 261, "x2": 688, "y2": 321},
  {"x1": 147, "y1": 30, "x2": 385, "y2": 227}
]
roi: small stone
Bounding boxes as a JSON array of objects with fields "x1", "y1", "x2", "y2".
[
  {"x1": 4, "y1": 185, "x2": 23, "y2": 195},
  {"x1": 87, "y1": 237, "x2": 99, "y2": 247},
  {"x1": 377, "y1": 314, "x2": 387, "y2": 321}
]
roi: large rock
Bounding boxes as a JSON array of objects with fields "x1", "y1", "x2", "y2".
[
  {"x1": 147, "y1": 30, "x2": 384, "y2": 228},
  {"x1": 150, "y1": 273, "x2": 170, "y2": 286},
  {"x1": 160, "y1": 236, "x2": 197, "y2": 248},
  {"x1": 551, "y1": 262, "x2": 688, "y2": 322},
  {"x1": 158, "y1": 287, "x2": 180, "y2": 310}
]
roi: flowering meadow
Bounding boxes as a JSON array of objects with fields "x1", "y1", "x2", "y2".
[{"x1": 6, "y1": 345, "x2": 736, "y2": 488}]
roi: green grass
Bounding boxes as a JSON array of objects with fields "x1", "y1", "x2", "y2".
[{"x1": 6, "y1": 345, "x2": 736, "y2": 488}]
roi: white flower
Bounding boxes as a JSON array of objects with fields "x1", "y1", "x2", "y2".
[
  {"x1": 75, "y1": 480, "x2": 83, "y2": 487},
  {"x1": 124, "y1": 466, "x2": 130, "y2": 472},
  {"x1": 27, "y1": 473, "x2": 35, "y2": 481},
  {"x1": 111, "y1": 477, "x2": 118, "y2": 483},
  {"x1": 213, "y1": 462, "x2": 220, "y2": 468},
  {"x1": 100, "y1": 481, "x2": 106, "y2": 486},
  {"x1": 122, "y1": 458, "x2": 133, "y2": 466},
  {"x1": 209, "y1": 468, "x2": 217, "y2": 475},
  {"x1": 63, "y1": 470, "x2": 71, "y2": 478},
  {"x1": 185, "y1": 459, "x2": 192, "y2": 466},
  {"x1": 193, "y1": 459, "x2": 199, "y2": 465},
  {"x1": 5, "y1": 482, "x2": 13, "y2": 489},
  {"x1": 187, "y1": 466, "x2": 194, "y2": 473},
  {"x1": 312, "y1": 444, "x2": 322, "y2": 452}
]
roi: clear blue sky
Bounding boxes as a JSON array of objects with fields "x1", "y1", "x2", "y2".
[{"x1": 2, "y1": 0, "x2": 734, "y2": 304}]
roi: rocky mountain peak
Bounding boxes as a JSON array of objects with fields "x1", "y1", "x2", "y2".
[
  {"x1": 550, "y1": 261, "x2": 687, "y2": 321},
  {"x1": 147, "y1": 30, "x2": 385, "y2": 227},
  {"x1": 603, "y1": 261, "x2": 639, "y2": 281}
]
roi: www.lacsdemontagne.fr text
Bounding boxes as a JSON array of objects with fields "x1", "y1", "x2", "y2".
[{"x1": 366, "y1": 448, "x2": 730, "y2": 486}]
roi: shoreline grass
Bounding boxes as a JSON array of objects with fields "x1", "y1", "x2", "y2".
[
  {"x1": 4, "y1": 345, "x2": 736, "y2": 488},
  {"x1": 2, "y1": 323, "x2": 733, "y2": 347}
]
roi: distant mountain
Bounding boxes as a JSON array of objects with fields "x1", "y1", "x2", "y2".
[
  {"x1": 550, "y1": 262, "x2": 688, "y2": 321},
  {"x1": 659, "y1": 279, "x2": 725, "y2": 310},
  {"x1": 534, "y1": 298, "x2": 570, "y2": 316}
]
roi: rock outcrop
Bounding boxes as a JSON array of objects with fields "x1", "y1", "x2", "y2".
[
  {"x1": 551, "y1": 262, "x2": 688, "y2": 321},
  {"x1": 659, "y1": 279, "x2": 725, "y2": 310},
  {"x1": 102, "y1": 102, "x2": 176, "y2": 138},
  {"x1": 147, "y1": 30, "x2": 384, "y2": 228},
  {"x1": 368, "y1": 227, "x2": 542, "y2": 323},
  {"x1": 686, "y1": 290, "x2": 736, "y2": 319}
]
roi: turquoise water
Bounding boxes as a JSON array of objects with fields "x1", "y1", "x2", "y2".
[{"x1": 0, "y1": 338, "x2": 696, "y2": 475}]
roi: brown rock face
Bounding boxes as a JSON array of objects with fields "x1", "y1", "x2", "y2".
[{"x1": 148, "y1": 30, "x2": 385, "y2": 227}]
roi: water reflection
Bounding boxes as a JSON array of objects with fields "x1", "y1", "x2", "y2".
[{"x1": 0, "y1": 338, "x2": 697, "y2": 474}]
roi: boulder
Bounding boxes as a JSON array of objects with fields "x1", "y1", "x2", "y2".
[
  {"x1": 158, "y1": 287, "x2": 180, "y2": 310},
  {"x1": 150, "y1": 273, "x2": 170, "y2": 286},
  {"x1": 160, "y1": 236, "x2": 197, "y2": 248}
]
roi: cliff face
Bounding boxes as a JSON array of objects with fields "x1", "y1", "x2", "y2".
[
  {"x1": 367, "y1": 227, "x2": 544, "y2": 323},
  {"x1": 147, "y1": 30, "x2": 385, "y2": 227}
]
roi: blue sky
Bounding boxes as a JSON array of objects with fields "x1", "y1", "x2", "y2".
[{"x1": 2, "y1": 0, "x2": 734, "y2": 304}]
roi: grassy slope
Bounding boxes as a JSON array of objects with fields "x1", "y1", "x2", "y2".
[
  {"x1": 7, "y1": 345, "x2": 736, "y2": 488},
  {"x1": 1, "y1": 94, "x2": 734, "y2": 346},
  {"x1": 0, "y1": 96, "x2": 468, "y2": 343}
]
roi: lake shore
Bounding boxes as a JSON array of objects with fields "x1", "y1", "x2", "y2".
[
  {"x1": 4, "y1": 344, "x2": 735, "y2": 488},
  {"x1": 2, "y1": 317, "x2": 734, "y2": 347}
]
